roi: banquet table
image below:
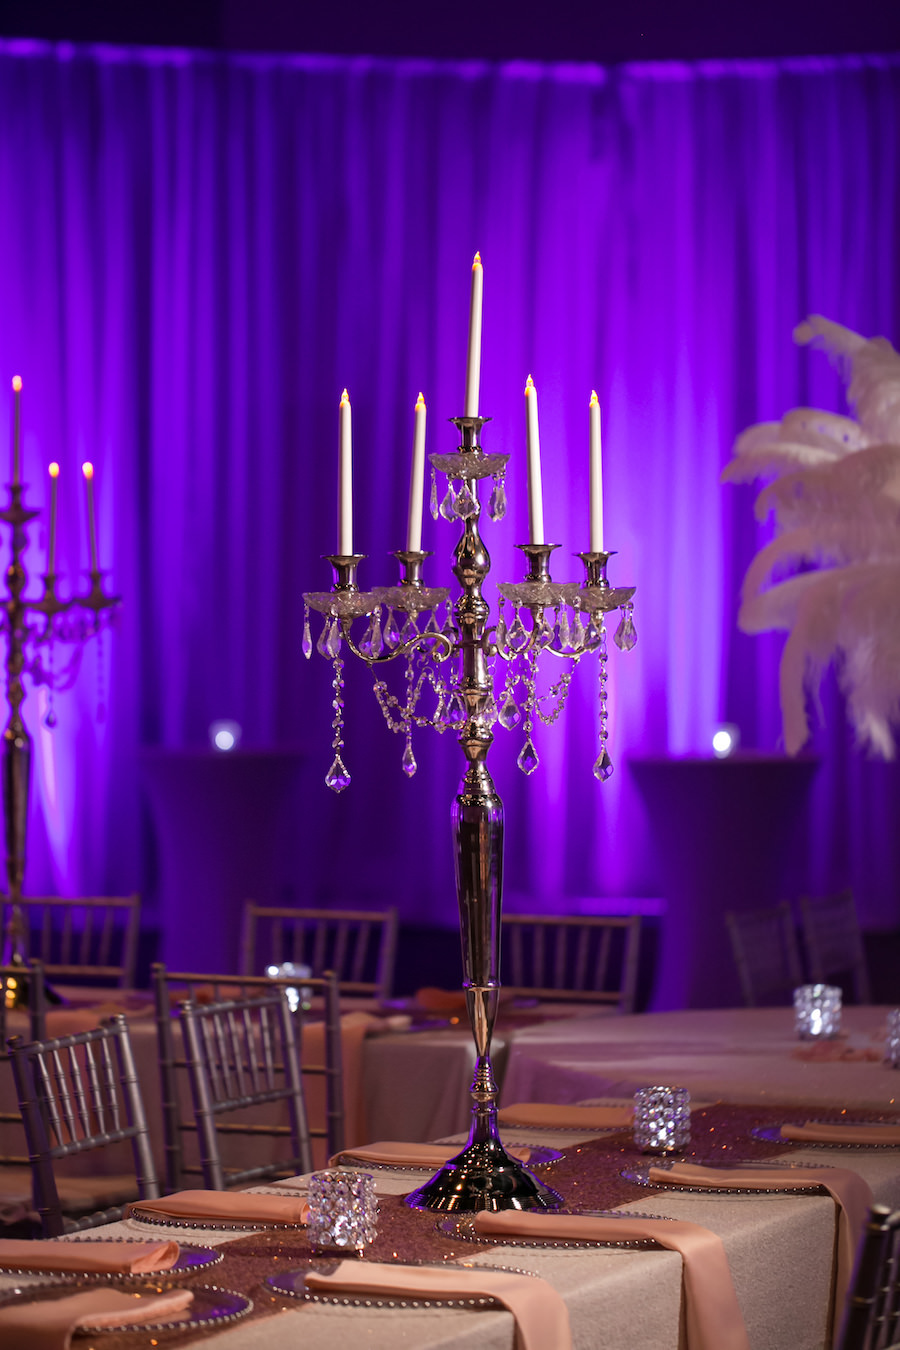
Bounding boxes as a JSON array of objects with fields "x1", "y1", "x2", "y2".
[
  {"x1": 500, "y1": 1004, "x2": 900, "y2": 1110},
  {"x1": 3, "y1": 1100, "x2": 900, "y2": 1350}
]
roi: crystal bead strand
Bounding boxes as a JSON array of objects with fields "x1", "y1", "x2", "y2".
[
  {"x1": 593, "y1": 618, "x2": 614, "y2": 781},
  {"x1": 325, "y1": 656, "x2": 351, "y2": 792},
  {"x1": 516, "y1": 645, "x2": 539, "y2": 774}
]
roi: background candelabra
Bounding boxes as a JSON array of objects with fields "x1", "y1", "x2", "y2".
[
  {"x1": 305, "y1": 404, "x2": 636, "y2": 1211},
  {"x1": 1, "y1": 377, "x2": 120, "y2": 981}
]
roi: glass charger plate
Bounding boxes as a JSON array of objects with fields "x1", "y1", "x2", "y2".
[
  {"x1": 334, "y1": 1145, "x2": 562, "y2": 1171},
  {"x1": 0, "y1": 1282, "x2": 251, "y2": 1334},
  {"x1": 751, "y1": 1122, "x2": 900, "y2": 1149},
  {"x1": 438, "y1": 1210, "x2": 671, "y2": 1249},
  {"x1": 621, "y1": 1159, "x2": 832, "y2": 1192},
  {"x1": 0, "y1": 1239, "x2": 222, "y2": 1282},
  {"x1": 265, "y1": 1260, "x2": 536, "y2": 1310}
]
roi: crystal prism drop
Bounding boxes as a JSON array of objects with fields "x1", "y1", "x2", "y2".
[
  {"x1": 324, "y1": 617, "x2": 342, "y2": 658},
  {"x1": 614, "y1": 610, "x2": 638, "y2": 651},
  {"x1": 489, "y1": 478, "x2": 507, "y2": 521},
  {"x1": 517, "y1": 739, "x2": 539, "y2": 775},
  {"x1": 384, "y1": 610, "x2": 401, "y2": 647},
  {"x1": 453, "y1": 483, "x2": 476, "y2": 518},
  {"x1": 359, "y1": 613, "x2": 378, "y2": 658},
  {"x1": 593, "y1": 749, "x2": 614, "y2": 782},
  {"x1": 44, "y1": 708, "x2": 58, "y2": 728},
  {"x1": 325, "y1": 755, "x2": 352, "y2": 793},
  {"x1": 370, "y1": 611, "x2": 384, "y2": 657},
  {"x1": 401, "y1": 739, "x2": 417, "y2": 777},
  {"x1": 498, "y1": 690, "x2": 520, "y2": 730},
  {"x1": 495, "y1": 615, "x2": 507, "y2": 650},
  {"x1": 316, "y1": 620, "x2": 331, "y2": 657},
  {"x1": 429, "y1": 468, "x2": 440, "y2": 520},
  {"x1": 439, "y1": 482, "x2": 457, "y2": 521},
  {"x1": 508, "y1": 614, "x2": 527, "y2": 648},
  {"x1": 302, "y1": 610, "x2": 313, "y2": 659},
  {"x1": 400, "y1": 612, "x2": 417, "y2": 642},
  {"x1": 557, "y1": 611, "x2": 570, "y2": 649}
]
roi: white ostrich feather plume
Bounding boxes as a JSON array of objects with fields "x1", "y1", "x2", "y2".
[{"x1": 725, "y1": 318, "x2": 900, "y2": 757}]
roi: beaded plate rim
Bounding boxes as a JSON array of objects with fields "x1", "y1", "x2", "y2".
[
  {"x1": 0, "y1": 1281, "x2": 252, "y2": 1333},
  {"x1": 128, "y1": 1205, "x2": 304, "y2": 1232},
  {"x1": 332, "y1": 1144, "x2": 563, "y2": 1172},
  {"x1": 437, "y1": 1209, "x2": 673, "y2": 1249},
  {"x1": 621, "y1": 1158, "x2": 834, "y2": 1192},
  {"x1": 265, "y1": 1260, "x2": 537, "y2": 1311},
  {"x1": 0, "y1": 1238, "x2": 223, "y2": 1283},
  {"x1": 751, "y1": 1121, "x2": 900, "y2": 1149}
]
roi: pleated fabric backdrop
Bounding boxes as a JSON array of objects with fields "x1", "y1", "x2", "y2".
[{"x1": 0, "y1": 40, "x2": 898, "y2": 935}]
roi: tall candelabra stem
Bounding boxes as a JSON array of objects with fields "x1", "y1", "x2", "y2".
[
  {"x1": 1, "y1": 485, "x2": 37, "y2": 965},
  {"x1": 406, "y1": 448, "x2": 562, "y2": 1213}
]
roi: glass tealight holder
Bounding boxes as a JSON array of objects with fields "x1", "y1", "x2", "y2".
[
  {"x1": 886, "y1": 1009, "x2": 900, "y2": 1066},
  {"x1": 793, "y1": 984, "x2": 842, "y2": 1039},
  {"x1": 633, "y1": 1085, "x2": 691, "y2": 1153},
  {"x1": 307, "y1": 1169, "x2": 378, "y2": 1253}
]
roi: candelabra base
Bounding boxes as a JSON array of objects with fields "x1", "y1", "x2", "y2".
[{"x1": 405, "y1": 1137, "x2": 564, "y2": 1213}]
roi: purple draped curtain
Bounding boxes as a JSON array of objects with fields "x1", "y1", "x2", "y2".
[{"x1": 0, "y1": 41, "x2": 898, "y2": 936}]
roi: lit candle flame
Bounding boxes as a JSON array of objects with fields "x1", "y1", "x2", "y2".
[
  {"x1": 11, "y1": 375, "x2": 22, "y2": 393},
  {"x1": 415, "y1": 391, "x2": 425, "y2": 410},
  {"x1": 49, "y1": 462, "x2": 60, "y2": 478},
  {"x1": 590, "y1": 389, "x2": 599, "y2": 407},
  {"x1": 82, "y1": 461, "x2": 94, "y2": 479},
  {"x1": 340, "y1": 388, "x2": 350, "y2": 406}
]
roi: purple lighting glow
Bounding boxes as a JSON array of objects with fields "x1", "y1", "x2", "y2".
[{"x1": 0, "y1": 39, "x2": 897, "y2": 947}]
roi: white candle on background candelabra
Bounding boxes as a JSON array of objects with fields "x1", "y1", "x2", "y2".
[
  {"x1": 524, "y1": 375, "x2": 544, "y2": 545},
  {"x1": 82, "y1": 461, "x2": 99, "y2": 573},
  {"x1": 11, "y1": 375, "x2": 22, "y2": 486},
  {"x1": 338, "y1": 388, "x2": 353, "y2": 556},
  {"x1": 406, "y1": 392, "x2": 427, "y2": 553},
  {"x1": 464, "y1": 252, "x2": 483, "y2": 418},
  {"x1": 589, "y1": 389, "x2": 604, "y2": 552},
  {"x1": 48, "y1": 462, "x2": 59, "y2": 573}
]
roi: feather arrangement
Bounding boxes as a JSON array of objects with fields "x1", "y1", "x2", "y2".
[{"x1": 722, "y1": 316, "x2": 900, "y2": 757}]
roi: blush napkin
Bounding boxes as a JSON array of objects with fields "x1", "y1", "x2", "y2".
[
  {"x1": 304, "y1": 1259, "x2": 572, "y2": 1350},
  {"x1": 648, "y1": 1163, "x2": 872, "y2": 1324},
  {"x1": 330, "y1": 1140, "x2": 531, "y2": 1167},
  {"x1": 473, "y1": 1210, "x2": 750, "y2": 1350},
  {"x1": 497, "y1": 1103, "x2": 633, "y2": 1130},
  {"x1": 0, "y1": 1287, "x2": 193, "y2": 1350},
  {"x1": 0, "y1": 1238, "x2": 180, "y2": 1274},
  {"x1": 132, "y1": 1189, "x2": 309, "y2": 1224},
  {"x1": 781, "y1": 1121, "x2": 900, "y2": 1145}
]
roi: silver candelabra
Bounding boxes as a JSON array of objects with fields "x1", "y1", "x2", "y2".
[{"x1": 304, "y1": 412, "x2": 635, "y2": 1212}]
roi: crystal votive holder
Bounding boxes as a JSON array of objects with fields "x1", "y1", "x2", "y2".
[
  {"x1": 886, "y1": 1009, "x2": 900, "y2": 1066},
  {"x1": 633, "y1": 1086, "x2": 691, "y2": 1153},
  {"x1": 793, "y1": 984, "x2": 842, "y2": 1039},
  {"x1": 307, "y1": 1170, "x2": 378, "y2": 1253}
]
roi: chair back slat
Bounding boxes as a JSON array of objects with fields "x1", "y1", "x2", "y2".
[
  {"x1": 501, "y1": 914, "x2": 642, "y2": 1013},
  {"x1": 1, "y1": 895, "x2": 142, "y2": 987},
  {"x1": 725, "y1": 903, "x2": 804, "y2": 1007},
  {"x1": 152, "y1": 964, "x2": 345, "y2": 1192},
  {"x1": 836, "y1": 1203, "x2": 900, "y2": 1350},
  {"x1": 800, "y1": 890, "x2": 872, "y2": 1004},
  {"x1": 177, "y1": 987, "x2": 314, "y2": 1190},
  {"x1": 240, "y1": 904, "x2": 397, "y2": 1002},
  {"x1": 8, "y1": 1015, "x2": 160, "y2": 1236}
]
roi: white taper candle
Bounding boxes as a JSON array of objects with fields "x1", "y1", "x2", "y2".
[
  {"x1": 589, "y1": 389, "x2": 603, "y2": 553},
  {"x1": 406, "y1": 392, "x2": 427, "y2": 553},
  {"x1": 464, "y1": 252, "x2": 483, "y2": 418},
  {"x1": 524, "y1": 375, "x2": 544, "y2": 546},
  {"x1": 338, "y1": 388, "x2": 353, "y2": 555}
]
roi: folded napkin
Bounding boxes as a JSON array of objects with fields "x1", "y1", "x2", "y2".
[
  {"x1": 304, "y1": 1259, "x2": 571, "y2": 1350},
  {"x1": 497, "y1": 1103, "x2": 633, "y2": 1130},
  {"x1": 473, "y1": 1210, "x2": 749, "y2": 1350},
  {"x1": 781, "y1": 1121, "x2": 900, "y2": 1145},
  {"x1": 133, "y1": 1189, "x2": 309, "y2": 1224},
  {"x1": 0, "y1": 1238, "x2": 180, "y2": 1275},
  {"x1": 330, "y1": 1140, "x2": 531, "y2": 1167},
  {"x1": 649, "y1": 1162, "x2": 872, "y2": 1319},
  {"x1": 0, "y1": 1287, "x2": 193, "y2": 1350}
]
